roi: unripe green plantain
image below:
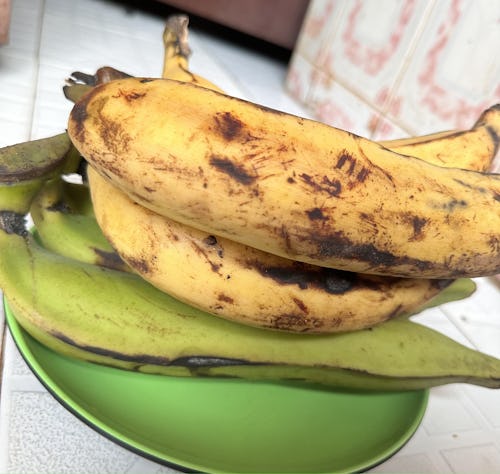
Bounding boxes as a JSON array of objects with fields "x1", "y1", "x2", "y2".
[
  {"x1": 30, "y1": 177, "x2": 128, "y2": 271},
  {"x1": 0, "y1": 133, "x2": 79, "y2": 213},
  {"x1": 2, "y1": 210, "x2": 500, "y2": 390},
  {"x1": 67, "y1": 79, "x2": 500, "y2": 278}
]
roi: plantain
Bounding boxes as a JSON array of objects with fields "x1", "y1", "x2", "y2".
[
  {"x1": 382, "y1": 107, "x2": 500, "y2": 172},
  {"x1": 161, "y1": 14, "x2": 224, "y2": 92},
  {"x1": 67, "y1": 78, "x2": 500, "y2": 279},
  {"x1": 30, "y1": 177, "x2": 128, "y2": 271},
  {"x1": 0, "y1": 133, "x2": 79, "y2": 213}
]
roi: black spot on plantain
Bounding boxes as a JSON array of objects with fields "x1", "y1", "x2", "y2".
[
  {"x1": 51, "y1": 330, "x2": 173, "y2": 365},
  {"x1": 408, "y1": 215, "x2": 428, "y2": 241},
  {"x1": 300, "y1": 173, "x2": 342, "y2": 197},
  {"x1": 209, "y1": 155, "x2": 256, "y2": 185},
  {"x1": 310, "y1": 232, "x2": 434, "y2": 271},
  {"x1": 251, "y1": 260, "x2": 356, "y2": 294},
  {"x1": 203, "y1": 235, "x2": 224, "y2": 258},
  {"x1": 0, "y1": 211, "x2": 27, "y2": 236},
  {"x1": 139, "y1": 78, "x2": 155, "y2": 83},
  {"x1": 93, "y1": 247, "x2": 128, "y2": 271},
  {"x1": 336, "y1": 151, "x2": 356, "y2": 174},
  {"x1": 204, "y1": 235, "x2": 218, "y2": 246},
  {"x1": 306, "y1": 207, "x2": 328, "y2": 221},
  {"x1": 47, "y1": 200, "x2": 71, "y2": 213},
  {"x1": 439, "y1": 199, "x2": 468, "y2": 211}
]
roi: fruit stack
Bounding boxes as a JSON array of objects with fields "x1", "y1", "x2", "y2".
[{"x1": 1, "y1": 15, "x2": 499, "y2": 392}]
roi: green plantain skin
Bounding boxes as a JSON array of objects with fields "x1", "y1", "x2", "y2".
[
  {"x1": 1, "y1": 212, "x2": 499, "y2": 391},
  {"x1": 30, "y1": 177, "x2": 128, "y2": 271},
  {"x1": 0, "y1": 134, "x2": 80, "y2": 213}
]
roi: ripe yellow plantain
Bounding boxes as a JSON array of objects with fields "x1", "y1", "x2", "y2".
[
  {"x1": 382, "y1": 106, "x2": 500, "y2": 172},
  {"x1": 68, "y1": 78, "x2": 500, "y2": 279},
  {"x1": 88, "y1": 166, "x2": 453, "y2": 333}
]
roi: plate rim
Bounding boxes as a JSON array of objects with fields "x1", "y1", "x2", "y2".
[{"x1": 4, "y1": 298, "x2": 429, "y2": 474}]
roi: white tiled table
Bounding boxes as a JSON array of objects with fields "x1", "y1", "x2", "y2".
[{"x1": 0, "y1": 1, "x2": 499, "y2": 472}]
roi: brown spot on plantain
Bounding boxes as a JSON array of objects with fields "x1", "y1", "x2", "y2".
[
  {"x1": 269, "y1": 313, "x2": 326, "y2": 332},
  {"x1": 190, "y1": 240, "x2": 222, "y2": 273},
  {"x1": 335, "y1": 151, "x2": 356, "y2": 174},
  {"x1": 97, "y1": 114, "x2": 132, "y2": 157},
  {"x1": 292, "y1": 297, "x2": 309, "y2": 314},
  {"x1": 213, "y1": 111, "x2": 260, "y2": 143},
  {"x1": 112, "y1": 89, "x2": 147, "y2": 101},
  {"x1": 209, "y1": 155, "x2": 257, "y2": 185},
  {"x1": 384, "y1": 304, "x2": 404, "y2": 321},
  {"x1": 125, "y1": 254, "x2": 156, "y2": 275},
  {"x1": 214, "y1": 112, "x2": 244, "y2": 141},
  {"x1": 217, "y1": 293, "x2": 234, "y2": 304},
  {"x1": 69, "y1": 86, "x2": 104, "y2": 143}
]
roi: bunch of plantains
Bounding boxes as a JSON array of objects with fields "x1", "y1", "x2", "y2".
[{"x1": 1, "y1": 15, "x2": 499, "y2": 392}]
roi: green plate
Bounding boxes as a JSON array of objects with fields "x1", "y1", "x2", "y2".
[{"x1": 5, "y1": 300, "x2": 428, "y2": 473}]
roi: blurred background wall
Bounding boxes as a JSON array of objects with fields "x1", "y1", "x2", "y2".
[{"x1": 286, "y1": 0, "x2": 500, "y2": 159}]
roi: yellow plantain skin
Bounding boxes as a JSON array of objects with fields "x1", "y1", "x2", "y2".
[
  {"x1": 161, "y1": 15, "x2": 224, "y2": 92},
  {"x1": 379, "y1": 130, "x2": 458, "y2": 148},
  {"x1": 68, "y1": 78, "x2": 500, "y2": 278},
  {"x1": 88, "y1": 166, "x2": 452, "y2": 333},
  {"x1": 382, "y1": 106, "x2": 500, "y2": 172}
]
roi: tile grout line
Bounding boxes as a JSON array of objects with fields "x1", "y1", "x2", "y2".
[
  {"x1": 297, "y1": 1, "x2": 442, "y2": 138},
  {"x1": 28, "y1": 0, "x2": 46, "y2": 140},
  {"x1": 439, "y1": 306, "x2": 481, "y2": 352},
  {"x1": 373, "y1": 0, "x2": 439, "y2": 137}
]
